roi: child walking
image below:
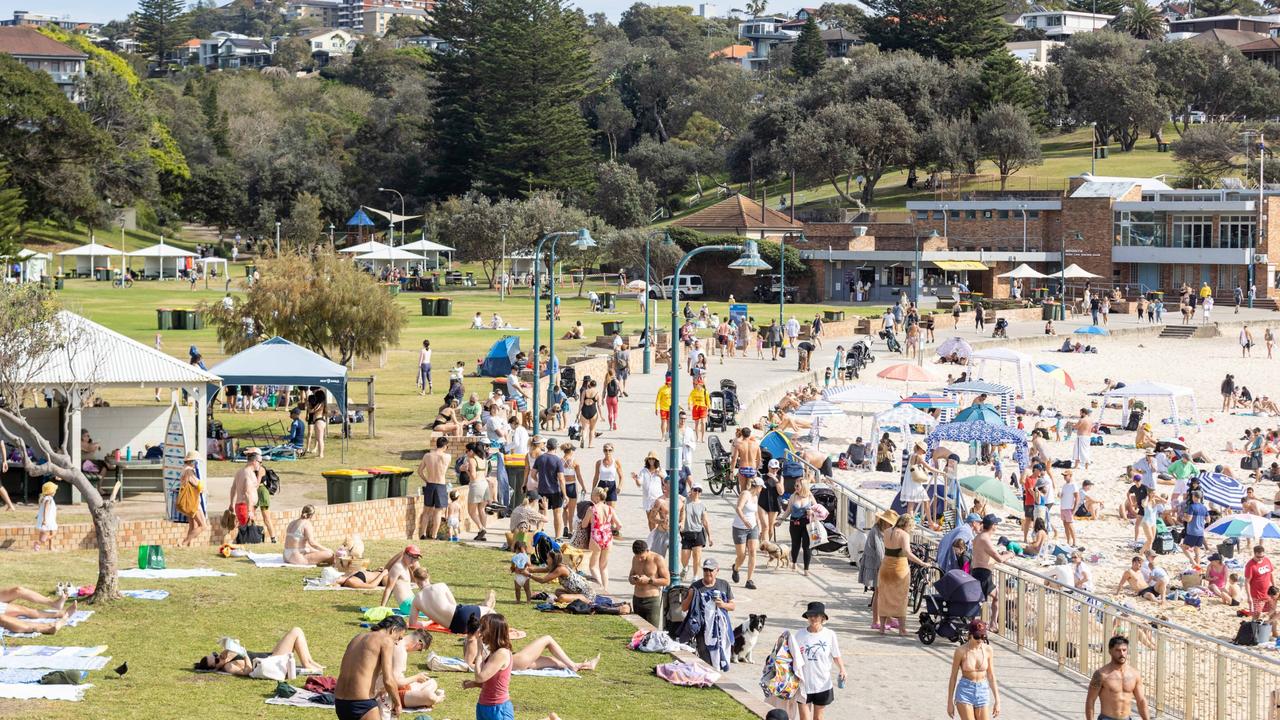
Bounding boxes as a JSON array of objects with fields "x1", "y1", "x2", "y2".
[
  {"x1": 35, "y1": 481, "x2": 57, "y2": 551},
  {"x1": 510, "y1": 540, "x2": 531, "y2": 603}
]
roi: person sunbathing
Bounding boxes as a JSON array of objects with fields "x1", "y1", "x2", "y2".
[
  {"x1": 407, "y1": 576, "x2": 497, "y2": 634},
  {"x1": 0, "y1": 585, "x2": 70, "y2": 614},
  {"x1": 1259, "y1": 396, "x2": 1280, "y2": 415},
  {"x1": 394, "y1": 630, "x2": 446, "y2": 710},
  {"x1": 1204, "y1": 555, "x2": 1236, "y2": 606},
  {"x1": 337, "y1": 568, "x2": 389, "y2": 589},
  {"x1": 1243, "y1": 487, "x2": 1268, "y2": 516},
  {"x1": 0, "y1": 594, "x2": 77, "y2": 636},
  {"x1": 463, "y1": 619, "x2": 600, "y2": 673},
  {"x1": 1134, "y1": 423, "x2": 1155, "y2": 449},
  {"x1": 193, "y1": 626, "x2": 324, "y2": 676},
  {"x1": 1116, "y1": 556, "x2": 1156, "y2": 599},
  {"x1": 525, "y1": 550, "x2": 596, "y2": 604},
  {"x1": 768, "y1": 410, "x2": 811, "y2": 433}
]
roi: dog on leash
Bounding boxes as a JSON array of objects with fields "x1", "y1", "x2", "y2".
[
  {"x1": 759, "y1": 540, "x2": 789, "y2": 569},
  {"x1": 732, "y1": 614, "x2": 768, "y2": 663}
]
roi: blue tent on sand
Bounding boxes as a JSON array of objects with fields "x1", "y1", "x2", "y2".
[{"x1": 481, "y1": 336, "x2": 520, "y2": 377}]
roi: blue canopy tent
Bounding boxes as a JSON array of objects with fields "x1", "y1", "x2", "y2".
[
  {"x1": 480, "y1": 336, "x2": 520, "y2": 377},
  {"x1": 208, "y1": 337, "x2": 350, "y2": 458},
  {"x1": 759, "y1": 430, "x2": 794, "y2": 463},
  {"x1": 924, "y1": 419, "x2": 1030, "y2": 521}
]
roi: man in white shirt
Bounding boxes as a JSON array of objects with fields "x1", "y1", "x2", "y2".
[
  {"x1": 784, "y1": 315, "x2": 801, "y2": 347},
  {"x1": 795, "y1": 601, "x2": 846, "y2": 718},
  {"x1": 483, "y1": 403, "x2": 509, "y2": 448},
  {"x1": 507, "y1": 414, "x2": 530, "y2": 455},
  {"x1": 678, "y1": 412, "x2": 696, "y2": 471}
]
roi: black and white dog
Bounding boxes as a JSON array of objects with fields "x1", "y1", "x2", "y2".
[{"x1": 731, "y1": 613, "x2": 768, "y2": 663}]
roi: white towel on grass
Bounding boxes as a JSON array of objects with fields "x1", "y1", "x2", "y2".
[
  {"x1": 1, "y1": 611, "x2": 95, "y2": 638},
  {"x1": 118, "y1": 568, "x2": 235, "y2": 579},
  {"x1": 0, "y1": 645, "x2": 106, "y2": 658},
  {"x1": 513, "y1": 667, "x2": 580, "y2": 678},
  {"x1": 247, "y1": 553, "x2": 315, "y2": 569},
  {"x1": 0, "y1": 655, "x2": 110, "y2": 671},
  {"x1": 122, "y1": 589, "x2": 170, "y2": 600},
  {"x1": 0, "y1": 682, "x2": 92, "y2": 701}
]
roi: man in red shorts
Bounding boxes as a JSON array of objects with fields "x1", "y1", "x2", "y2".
[
  {"x1": 655, "y1": 373, "x2": 672, "y2": 437},
  {"x1": 228, "y1": 447, "x2": 262, "y2": 527},
  {"x1": 688, "y1": 376, "x2": 710, "y2": 442},
  {"x1": 1246, "y1": 544, "x2": 1274, "y2": 618}
]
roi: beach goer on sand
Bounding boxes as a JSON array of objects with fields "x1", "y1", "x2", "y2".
[
  {"x1": 1084, "y1": 636, "x2": 1149, "y2": 720},
  {"x1": 1072, "y1": 409, "x2": 1093, "y2": 469},
  {"x1": 1246, "y1": 545, "x2": 1274, "y2": 618},
  {"x1": 1180, "y1": 490, "x2": 1209, "y2": 566},
  {"x1": 946, "y1": 619, "x2": 999, "y2": 720},
  {"x1": 1204, "y1": 554, "x2": 1236, "y2": 605},
  {"x1": 336, "y1": 616, "x2": 405, "y2": 720}
]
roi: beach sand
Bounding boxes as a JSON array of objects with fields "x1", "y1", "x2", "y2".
[{"x1": 817, "y1": 329, "x2": 1280, "y2": 646}]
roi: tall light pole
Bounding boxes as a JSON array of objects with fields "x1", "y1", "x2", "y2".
[
  {"x1": 500, "y1": 224, "x2": 509, "y2": 303},
  {"x1": 1019, "y1": 203, "x2": 1028, "y2": 252},
  {"x1": 942, "y1": 204, "x2": 949, "y2": 238},
  {"x1": 274, "y1": 221, "x2": 281, "y2": 256},
  {"x1": 379, "y1": 187, "x2": 405, "y2": 247},
  {"x1": 913, "y1": 229, "x2": 938, "y2": 306},
  {"x1": 666, "y1": 240, "x2": 770, "y2": 580},
  {"x1": 328, "y1": 223, "x2": 335, "y2": 249},
  {"x1": 1090, "y1": 122, "x2": 1098, "y2": 175},
  {"x1": 643, "y1": 229, "x2": 673, "y2": 375},
  {"x1": 777, "y1": 233, "x2": 797, "y2": 330},
  {"x1": 531, "y1": 228, "x2": 595, "y2": 425}
]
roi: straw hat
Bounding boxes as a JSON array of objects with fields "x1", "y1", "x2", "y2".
[
  {"x1": 184, "y1": 450, "x2": 200, "y2": 462},
  {"x1": 242, "y1": 447, "x2": 262, "y2": 458},
  {"x1": 875, "y1": 508, "x2": 899, "y2": 526},
  {"x1": 40, "y1": 481, "x2": 57, "y2": 497}
]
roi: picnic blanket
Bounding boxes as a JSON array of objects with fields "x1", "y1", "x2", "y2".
[
  {"x1": 247, "y1": 552, "x2": 315, "y2": 569},
  {"x1": 0, "y1": 669, "x2": 58, "y2": 683},
  {"x1": 2, "y1": 611, "x2": 96, "y2": 639},
  {"x1": 0, "y1": 682, "x2": 92, "y2": 701},
  {"x1": 119, "y1": 568, "x2": 235, "y2": 579},
  {"x1": 122, "y1": 590, "x2": 170, "y2": 601},
  {"x1": 514, "y1": 667, "x2": 579, "y2": 678},
  {"x1": 265, "y1": 688, "x2": 335, "y2": 710},
  {"x1": 0, "y1": 646, "x2": 110, "y2": 671}
]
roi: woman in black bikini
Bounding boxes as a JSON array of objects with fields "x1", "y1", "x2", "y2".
[
  {"x1": 576, "y1": 379, "x2": 601, "y2": 447},
  {"x1": 431, "y1": 398, "x2": 462, "y2": 437}
]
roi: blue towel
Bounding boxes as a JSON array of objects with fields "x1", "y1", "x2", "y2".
[{"x1": 122, "y1": 589, "x2": 169, "y2": 600}]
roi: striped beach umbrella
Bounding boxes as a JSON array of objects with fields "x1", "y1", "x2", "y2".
[{"x1": 1197, "y1": 471, "x2": 1244, "y2": 511}]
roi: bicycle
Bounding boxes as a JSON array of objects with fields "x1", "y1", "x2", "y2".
[
  {"x1": 907, "y1": 542, "x2": 940, "y2": 614},
  {"x1": 112, "y1": 276, "x2": 134, "y2": 289}
]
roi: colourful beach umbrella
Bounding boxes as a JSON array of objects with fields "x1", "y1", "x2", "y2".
[
  {"x1": 1073, "y1": 325, "x2": 1110, "y2": 336},
  {"x1": 1206, "y1": 514, "x2": 1280, "y2": 540},
  {"x1": 958, "y1": 475, "x2": 1022, "y2": 509},
  {"x1": 953, "y1": 403, "x2": 1004, "y2": 425},
  {"x1": 897, "y1": 393, "x2": 959, "y2": 409},
  {"x1": 877, "y1": 363, "x2": 937, "y2": 383},
  {"x1": 1035, "y1": 363, "x2": 1076, "y2": 390}
]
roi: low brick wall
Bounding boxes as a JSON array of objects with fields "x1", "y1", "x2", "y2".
[{"x1": 0, "y1": 496, "x2": 423, "y2": 553}]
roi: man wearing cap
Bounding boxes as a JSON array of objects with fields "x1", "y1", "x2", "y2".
[
  {"x1": 679, "y1": 558, "x2": 735, "y2": 669},
  {"x1": 795, "y1": 601, "x2": 846, "y2": 720},
  {"x1": 655, "y1": 374, "x2": 672, "y2": 436},
  {"x1": 938, "y1": 513, "x2": 983, "y2": 575},
  {"x1": 380, "y1": 545, "x2": 423, "y2": 610},
  {"x1": 629, "y1": 539, "x2": 670, "y2": 628},
  {"x1": 971, "y1": 515, "x2": 1012, "y2": 625},
  {"x1": 228, "y1": 447, "x2": 262, "y2": 528}
]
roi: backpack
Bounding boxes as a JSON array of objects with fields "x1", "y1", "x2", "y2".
[{"x1": 263, "y1": 468, "x2": 280, "y2": 496}]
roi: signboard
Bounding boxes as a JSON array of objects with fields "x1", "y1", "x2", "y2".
[
  {"x1": 728, "y1": 303, "x2": 748, "y2": 326},
  {"x1": 163, "y1": 404, "x2": 188, "y2": 522}
]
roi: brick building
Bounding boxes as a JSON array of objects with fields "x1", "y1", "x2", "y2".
[{"x1": 795, "y1": 173, "x2": 1280, "y2": 304}]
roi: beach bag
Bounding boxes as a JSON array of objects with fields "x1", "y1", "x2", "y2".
[
  {"x1": 236, "y1": 524, "x2": 265, "y2": 545},
  {"x1": 1241, "y1": 456, "x2": 1260, "y2": 470},
  {"x1": 39, "y1": 670, "x2": 85, "y2": 685},
  {"x1": 176, "y1": 482, "x2": 200, "y2": 517},
  {"x1": 1089, "y1": 435, "x2": 1104, "y2": 446},
  {"x1": 249, "y1": 654, "x2": 296, "y2": 681},
  {"x1": 807, "y1": 519, "x2": 829, "y2": 545},
  {"x1": 570, "y1": 522, "x2": 591, "y2": 550},
  {"x1": 759, "y1": 633, "x2": 801, "y2": 700},
  {"x1": 782, "y1": 461, "x2": 804, "y2": 479},
  {"x1": 1234, "y1": 620, "x2": 1270, "y2": 646},
  {"x1": 263, "y1": 468, "x2": 281, "y2": 495}
]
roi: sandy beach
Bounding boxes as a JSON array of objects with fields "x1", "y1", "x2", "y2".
[{"x1": 816, "y1": 326, "x2": 1280, "y2": 646}]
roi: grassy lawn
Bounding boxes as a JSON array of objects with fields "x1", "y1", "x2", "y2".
[
  {"x1": 0, "y1": 539, "x2": 752, "y2": 720},
  {"x1": 6, "y1": 274, "x2": 879, "y2": 526}
]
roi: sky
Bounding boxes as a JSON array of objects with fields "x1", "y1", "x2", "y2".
[{"x1": 0, "y1": 0, "x2": 705, "y2": 26}]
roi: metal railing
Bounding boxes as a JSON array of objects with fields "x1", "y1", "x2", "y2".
[{"x1": 821, "y1": 475, "x2": 1280, "y2": 720}]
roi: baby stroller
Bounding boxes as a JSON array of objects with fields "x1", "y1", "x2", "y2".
[
  {"x1": 844, "y1": 340, "x2": 875, "y2": 379},
  {"x1": 560, "y1": 365, "x2": 578, "y2": 399},
  {"x1": 810, "y1": 485, "x2": 847, "y2": 555},
  {"x1": 707, "y1": 391, "x2": 727, "y2": 432},
  {"x1": 704, "y1": 434, "x2": 735, "y2": 496},
  {"x1": 917, "y1": 570, "x2": 985, "y2": 645},
  {"x1": 719, "y1": 379, "x2": 740, "y2": 426},
  {"x1": 992, "y1": 318, "x2": 1009, "y2": 339},
  {"x1": 879, "y1": 329, "x2": 903, "y2": 354}
]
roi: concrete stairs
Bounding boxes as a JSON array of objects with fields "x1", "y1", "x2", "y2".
[{"x1": 1158, "y1": 324, "x2": 1199, "y2": 339}]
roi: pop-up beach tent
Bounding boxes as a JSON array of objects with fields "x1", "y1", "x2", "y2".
[{"x1": 480, "y1": 336, "x2": 520, "y2": 377}]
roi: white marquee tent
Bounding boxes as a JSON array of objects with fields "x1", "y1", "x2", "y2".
[
  {"x1": 1102, "y1": 381, "x2": 1199, "y2": 429},
  {"x1": 58, "y1": 241, "x2": 123, "y2": 277},
  {"x1": 339, "y1": 240, "x2": 393, "y2": 255},
  {"x1": 400, "y1": 238, "x2": 455, "y2": 268},
  {"x1": 128, "y1": 241, "x2": 197, "y2": 280},
  {"x1": 356, "y1": 246, "x2": 425, "y2": 270},
  {"x1": 968, "y1": 347, "x2": 1036, "y2": 397}
]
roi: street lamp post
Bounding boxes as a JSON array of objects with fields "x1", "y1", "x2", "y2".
[
  {"x1": 274, "y1": 221, "x2": 281, "y2": 256},
  {"x1": 666, "y1": 241, "x2": 770, "y2": 580},
  {"x1": 778, "y1": 233, "x2": 799, "y2": 330},
  {"x1": 500, "y1": 224, "x2": 509, "y2": 303},
  {"x1": 1090, "y1": 122, "x2": 1098, "y2": 175},
  {"x1": 328, "y1": 223, "x2": 335, "y2": 249},
  {"x1": 643, "y1": 230, "x2": 673, "y2": 375},
  {"x1": 1019, "y1": 203, "x2": 1028, "y2": 252},
  {"x1": 379, "y1": 187, "x2": 406, "y2": 247},
  {"x1": 531, "y1": 229, "x2": 596, "y2": 426},
  {"x1": 913, "y1": 230, "x2": 939, "y2": 306}
]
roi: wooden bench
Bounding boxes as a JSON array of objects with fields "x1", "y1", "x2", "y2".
[{"x1": 96, "y1": 463, "x2": 166, "y2": 501}]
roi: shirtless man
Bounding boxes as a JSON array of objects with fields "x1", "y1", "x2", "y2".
[
  {"x1": 392, "y1": 630, "x2": 445, "y2": 711},
  {"x1": 729, "y1": 427, "x2": 761, "y2": 492},
  {"x1": 228, "y1": 448, "x2": 262, "y2": 527},
  {"x1": 380, "y1": 546, "x2": 423, "y2": 609},
  {"x1": 1115, "y1": 556, "x2": 1149, "y2": 596},
  {"x1": 335, "y1": 615, "x2": 404, "y2": 720},
  {"x1": 628, "y1": 539, "x2": 671, "y2": 629},
  {"x1": 417, "y1": 437, "x2": 451, "y2": 540},
  {"x1": 970, "y1": 515, "x2": 1012, "y2": 625},
  {"x1": 1085, "y1": 636, "x2": 1149, "y2": 720},
  {"x1": 408, "y1": 577, "x2": 496, "y2": 634}
]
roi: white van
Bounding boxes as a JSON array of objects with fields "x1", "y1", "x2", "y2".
[{"x1": 658, "y1": 274, "x2": 704, "y2": 299}]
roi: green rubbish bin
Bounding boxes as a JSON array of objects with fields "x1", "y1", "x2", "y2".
[
  {"x1": 186, "y1": 309, "x2": 203, "y2": 330},
  {"x1": 170, "y1": 308, "x2": 188, "y2": 330},
  {"x1": 600, "y1": 292, "x2": 614, "y2": 310},
  {"x1": 421, "y1": 297, "x2": 436, "y2": 316},
  {"x1": 367, "y1": 465, "x2": 414, "y2": 497},
  {"x1": 156, "y1": 308, "x2": 173, "y2": 330},
  {"x1": 602, "y1": 320, "x2": 624, "y2": 336},
  {"x1": 1042, "y1": 302, "x2": 1064, "y2": 321},
  {"x1": 364, "y1": 470, "x2": 390, "y2": 500},
  {"x1": 435, "y1": 297, "x2": 452, "y2": 317},
  {"x1": 322, "y1": 469, "x2": 370, "y2": 504}
]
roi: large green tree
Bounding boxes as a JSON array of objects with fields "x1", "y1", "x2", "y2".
[
  {"x1": 432, "y1": 0, "x2": 596, "y2": 197},
  {"x1": 1172, "y1": 123, "x2": 1241, "y2": 188},
  {"x1": 846, "y1": 98, "x2": 916, "y2": 204},
  {"x1": 864, "y1": 0, "x2": 1008, "y2": 62},
  {"x1": 1056, "y1": 31, "x2": 1167, "y2": 151},
  {"x1": 782, "y1": 104, "x2": 862, "y2": 205},
  {"x1": 791, "y1": 16, "x2": 827, "y2": 78},
  {"x1": 978, "y1": 103, "x2": 1042, "y2": 189},
  {"x1": 978, "y1": 49, "x2": 1040, "y2": 120},
  {"x1": 1111, "y1": 0, "x2": 1166, "y2": 40},
  {"x1": 592, "y1": 161, "x2": 657, "y2": 228},
  {"x1": 136, "y1": 0, "x2": 189, "y2": 61}
]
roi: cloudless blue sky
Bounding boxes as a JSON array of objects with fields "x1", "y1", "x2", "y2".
[{"x1": 0, "y1": 0, "x2": 710, "y2": 26}]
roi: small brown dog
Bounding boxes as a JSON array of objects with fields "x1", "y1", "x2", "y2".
[{"x1": 759, "y1": 540, "x2": 789, "y2": 569}]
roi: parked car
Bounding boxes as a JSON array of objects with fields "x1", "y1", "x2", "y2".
[{"x1": 658, "y1": 274, "x2": 704, "y2": 299}]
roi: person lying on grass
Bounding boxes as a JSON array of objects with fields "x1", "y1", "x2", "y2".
[
  {"x1": 462, "y1": 614, "x2": 600, "y2": 673},
  {"x1": 193, "y1": 626, "x2": 324, "y2": 676}
]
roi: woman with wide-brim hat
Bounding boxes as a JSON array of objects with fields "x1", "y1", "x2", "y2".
[
  {"x1": 794, "y1": 600, "x2": 846, "y2": 720},
  {"x1": 876, "y1": 512, "x2": 927, "y2": 636},
  {"x1": 178, "y1": 450, "x2": 207, "y2": 547},
  {"x1": 862, "y1": 508, "x2": 894, "y2": 629}
]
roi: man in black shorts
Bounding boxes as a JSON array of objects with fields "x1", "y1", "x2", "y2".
[
  {"x1": 971, "y1": 514, "x2": 1012, "y2": 625},
  {"x1": 533, "y1": 438, "x2": 566, "y2": 537},
  {"x1": 417, "y1": 437, "x2": 451, "y2": 540}
]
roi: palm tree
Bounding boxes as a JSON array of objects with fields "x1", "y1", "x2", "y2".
[
  {"x1": 745, "y1": 0, "x2": 769, "y2": 17},
  {"x1": 1112, "y1": 0, "x2": 1167, "y2": 40}
]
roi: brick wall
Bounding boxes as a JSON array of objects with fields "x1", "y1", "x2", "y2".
[
  {"x1": 1060, "y1": 195, "x2": 1122, "y2": 282},
  {"x1": 0, "y1": 495, "x2": 425, "y2": 553}
]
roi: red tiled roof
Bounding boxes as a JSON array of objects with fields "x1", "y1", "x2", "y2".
[
  {"x1": 672, "y1": 194, "x2": 805, "y2": 232},
  {"x1": 0, "y1": 27, "x2": 87, "y2": 58},
  {"x1": 1239, "y1": 36, "x2": 1280, "y2": 52}
]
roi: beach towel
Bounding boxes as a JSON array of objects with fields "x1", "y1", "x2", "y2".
[
  {"x1": 0, "y1": 669, "x2": 60, "y2": 683},
  {"x1": 2, "y1": 612, "x2": 96, "y2": 639},
  {"x1": 0, "y1": 654, "x2": 110, "y2": 671},
  {"x1": 513, "y1": 667, "x2": 580, "y2": 678},
  {"x1": 265, "y1": 688, "x2": 334, "y2": 710},
  {"x1": 118, "y1": 568, "x2": 234, "y2": 579},
  {"x1": 247, "y1": 552, "x2": 315, "y2": 569},
  {"x1": 654, "y1": 660, "x2": 720, "y2": 687},
  {"x1": 426, "y1": 653, "x2": 471, "y2": 672},
  {"x1": 0, "y1": 682, "x2": 92, "y2": 701},
  {"x1": 122, "y1": 590, "x2": 169, "y2": 600},
  {"x1": 302, "y1": 578, "x2": 353, "y2": 591}
]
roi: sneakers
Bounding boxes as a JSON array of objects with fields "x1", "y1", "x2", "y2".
[
  {"x1": 745, "y1": 580, "x2": 757, "y2": 590},
  {"x1": 731, "y1": 565, "x2": 740, "y2": 584}
]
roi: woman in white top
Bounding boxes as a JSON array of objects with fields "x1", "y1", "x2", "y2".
[
  {"x1": 462, "y1": 443, "x2": 489, "y2": 541},
  {"x1": 417, "y1": 340, "x2": 433, "y2": 395},
  {"x1": 904, "y1": 444, "x2": 943, "y2": 524},
  {"x1": 560, "y1": 444, "x2": 583, "y2": 540},
  {"x1": 1071, "y1": 552, "x2": 1094, "y2": 592},
  {"x1": 731, "y1": 478, "x2": 763, "y2": 590},
  {"x1": 591, "y1": 444, "x2": 624, "y2": 506}
]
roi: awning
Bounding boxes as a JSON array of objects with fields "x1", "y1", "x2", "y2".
[{"x1": 934, "y1": 260, "x2": 988, "y2": 271}]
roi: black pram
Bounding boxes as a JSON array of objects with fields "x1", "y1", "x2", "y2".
[
  {"x1": 917, "y1": 569, "x2": 985, "y2": 645},
  {"x1": 992, "y1": 317, "x2": 1009, "y2": 338},
  {"x1": 718, "y1": 379, "x2": 740, "y2": 426},
  {"x1": 879, "y1": 328, "x2": 903, "y2": 354}
]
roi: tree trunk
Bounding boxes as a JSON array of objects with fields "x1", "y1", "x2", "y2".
[
  {"x1": 652, "y1": 106, "x2": 669, "y2": 143},
  {"x1": 826, "y1": 173, "x2": 856, "y2": 205},
  {"x1": 89, "y1": 501, "x2": 120, "y2": 601}
]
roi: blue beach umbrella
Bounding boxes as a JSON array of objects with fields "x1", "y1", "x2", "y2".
[
  {"x1": 1074, "y1": 325, "x2": 1109, "y2": 336},
  {"x1": 1206, "y1": 514, "x2": 1280, "y2": 540}
]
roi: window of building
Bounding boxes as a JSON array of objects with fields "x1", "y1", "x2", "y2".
[
  {"x1": 1028, "y1": 210, "x2": 1040, "y2": 218},
  {"x1": 949, "y1": 210, "x2": 960, "y2": 219},
  {"x1": 998, "y1": 210, "x2": 1010, "y2": 219},
  {"x1": 1046, "y1": 14, "x2": 1063, "y2": 25},
  {"x1": 982, "y1": 210, "x2": 993, "y2": 219},
  {"x1": 1170, "y1": 215, "x2": 1211, "y2": 248},
  {"x1": 1218, "y1": 264, "x2": 1241, "y2": 291},
  {"x1": 1219, "y1": 215, "x2": 1256, "y2": 249},
  {"x1": 966, "y1": 210, "x2": 977, "y2": 219},
  {"x1": 933, "y1": 210, "x2": 946, "y2": 220},
  {"x1": 915, "y1": 210, "x2": 928, "y2": 221},
  {"x1": 1114, "y1": 211, "x2": 1164, "y2": 247}
]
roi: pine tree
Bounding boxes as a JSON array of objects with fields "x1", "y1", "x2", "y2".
[
  {"x1": 865, "y1": 0, "x2": 1007, "y2": 61},
  {"x1": 0, "y1": 164, "x2": 24, "y2": 258},
  {"x1": 936, "y1": 0, "x2": 1009, "y2": 61},
  {"x1": 978, "y1": 50, "x2": 1042, "y2": 123},
  {"x1": 136, "y1": 0, "x2": 189, "y2": 62},
  {"x1": 200, "y1": 83, "x2": 230, "y2": 157},
  {"x1": 791, "y1": 16, "x2": 827, "y2": 77},
  {"x1": 432, "y1": 0, "x2": 596, "y2": 197}
]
